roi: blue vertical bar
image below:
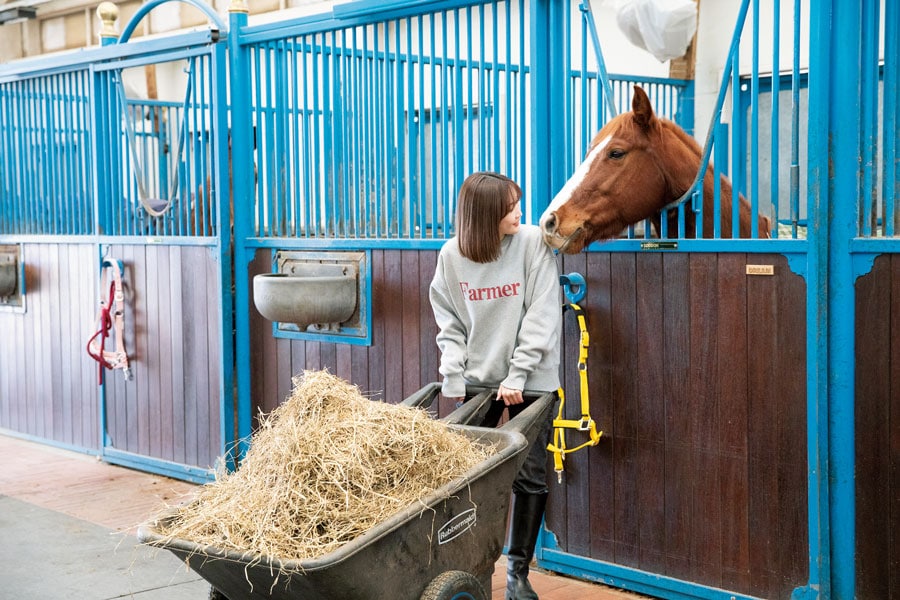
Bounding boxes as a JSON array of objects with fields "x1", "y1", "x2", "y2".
[
  {"x1": 209, "y1": 37, "x2": 233, "y2": 469},
  {"x1": 860, "y1": 0, "x2": 879, "y2": 236},
  {"x1": 731, "y1": 52, "x2": 741, "y2": 237},
  {"x1": 300, "y1": 36, "x2": 313, "y2": 238},
  {"x1": 440, "y1": 10, "x2": 450, "y2": 237},
  {"x1": 476, "y1": 5, "x2": 485, "y2": 171},
  {"x1": 808, "y1": 0, "x2": 859, "y2": 597},
  {"x1": 430, "y1": 15, "x2": 439, "y2": 237},
  {"x1": 885, "y1": 0, "x2": 900, "y2": 236},
  {"x1": 229, "y1": 2, "x2": 253, "y2": 462},
  {"x1": 828, "y1": 0, "x2": 860, "y2": 593},
  {"x1": 770, "y1": 0, "x2": 780, "y2": 236},
  {"x1": 714, "y1": 122, "x2": 726, "y2": 238},
  {"x1": 353, "y1": 28, "x2": 363, "y2": 238},
  {"x1": 274, "y1": 39, "x2": 286, "y2": 236},
  {"x1": 491, "y1": 2, "x2": 500, "y2": 171},
  {"x1": 393, "y1": 19, "x2": 403, "y2": 237},
  {"x1": 464, "y1": 6, "x2": 473, "y2": 175},
  {"x1": 362, "y1": 26, "x2": 372, "y2": 237},
  {"x1": 750, "y1": 0, "x2": 760, "y2": 238},
  {"x1": 416, "y1": 15, "x2": 426, "y2": 238},
  {"x1": 376, "y1": 26, "x2": 386, "y2": 237},
  {"x1": 790, "y1": 0, "x2": 801, "y2": 238},
  {"x1": 453, "y1": 8, "x2": 464, "y2": 203}
]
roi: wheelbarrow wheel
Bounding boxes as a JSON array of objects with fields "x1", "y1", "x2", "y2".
[
  {"x1": 208, "y1": 585, "x2": 229, "y2": 600},
  {"x1": 420, "y1": 570, "x2": 487, "y2": 600}
]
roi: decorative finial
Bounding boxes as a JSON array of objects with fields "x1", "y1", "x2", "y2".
[
  {"x1": 97, "y1": 2, "x2": 119, "y2": 40},
  {"x1": 228, "y1": 0, "x2": 248, "y2": 14}
]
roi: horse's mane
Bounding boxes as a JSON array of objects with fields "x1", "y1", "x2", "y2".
[{"x1": 657, "y1": 118, "x2": 703, "y2": 162}]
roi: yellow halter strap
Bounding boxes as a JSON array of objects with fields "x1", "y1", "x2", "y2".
[{"x1": 547, "y1": 302, "x2": 602, "y2": 482}]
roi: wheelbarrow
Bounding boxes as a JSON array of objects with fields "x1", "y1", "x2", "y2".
[{"x1": 137, "y1": 384, "x2": 555, "y2": 600}]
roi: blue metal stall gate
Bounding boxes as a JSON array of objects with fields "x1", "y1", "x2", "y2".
[{"x1": 1, "y1": 0, "x2": 898, "y2": 597}]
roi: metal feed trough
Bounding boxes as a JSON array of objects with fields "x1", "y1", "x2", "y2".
[{"x1": 138, "y1": 385, "x2": 554, "y2": 600}]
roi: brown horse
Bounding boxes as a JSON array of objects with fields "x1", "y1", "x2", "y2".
[{"x1": 539, "y1": 85, "x2": 771, "y2": 253}]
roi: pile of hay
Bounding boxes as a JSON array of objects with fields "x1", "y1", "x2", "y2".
[{"x1": 147, "y1": 370, "x2": 493, "y2": 564}]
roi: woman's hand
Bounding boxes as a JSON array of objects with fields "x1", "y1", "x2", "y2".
[{"x1": 497, "y1": 384, "x2": 523, "y2": 406}]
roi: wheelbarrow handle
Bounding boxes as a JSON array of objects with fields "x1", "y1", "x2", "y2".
[
  {"x1": 499, "y1": 391, "x2": 556, "y2": 437},
  {"x1": 441, "y1": 389, "x2": 495, "y2": 425},
  {"x1": 399, "y1": 381, "x2": 442, "y2": 409}
]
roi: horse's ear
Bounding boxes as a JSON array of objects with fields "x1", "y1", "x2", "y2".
[{"x1": 631, "y1": 85, "x2": 656, "y2": 131}]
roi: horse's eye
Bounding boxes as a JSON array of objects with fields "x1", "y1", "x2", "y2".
[{"x1": 608, "y1": 149, "x2": 626, "y2": 160}]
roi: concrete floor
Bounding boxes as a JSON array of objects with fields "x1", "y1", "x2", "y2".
[{"x1": 0, "y1": 433, "x2": 650, "y2": 600}]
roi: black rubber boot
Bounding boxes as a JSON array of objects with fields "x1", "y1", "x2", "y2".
[{"x1": 505, "y1": 491, "x2": 548, "y2": 600}]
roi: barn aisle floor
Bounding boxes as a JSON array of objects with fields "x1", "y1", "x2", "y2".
[{"x1": 0, "y1": 434, "x2": 648, "y2": 600}]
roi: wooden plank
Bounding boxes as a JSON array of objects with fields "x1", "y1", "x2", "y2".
[
  {"x1": 634, "y1": 253, "x2": 665, "y2": 573},
  {"x1": 586, "y1": 252, "x2": 615, "y2": 560},
  {"x1": 891, "y1": 255, "x2": 900, "y2": 600},
  {"x1": 855, "y1": 254, "x2": 891, "y2": 598},
  {"x1": 746, "y1": 253, "x2": 779, "y2": 598},
  {"x1": 34, "y1": 244, "x2": 48, "y2": 439},
  {"x1": 48, "y1": 244, "x2": 64, "y2": 443},
  {"x1": 609, "y1": 252, "x2": 639, "y2": 567},
  {"x1": 169, "y1": 247, "x2": 187, "y2": 464},
  {"x1": 561, "y1": 251, "x2": 589, "y2": 557},
  {"x1": 400, "y1": 250, "x2": 420, "y2": 401},
  {"x1": 887, "y1": 255, "x2": 900, "y2": 600},
  {"x1": 146, "y1": 245, "x2": 163, "y2": 459},
  {"x1": 418, "y1": 250, "x2": 439, "y2": 393},
  {"x1": 118, "y1": 245, "x2": 136, "y2": 453},
  {"x1": 206, "y1": 246, "x2": 222, "y2": 466},
  {"x1": 368, "y1": 250, "x2": 386, "y2": 401},
  {"x1": 715, "y1": 253, "x2": 750, "y2": 592},
  {"x1": 181, "y1": 245, "x2": 205, "y2": 467},
  {"x1": 774, "y1": 256, "x2": 808, "y2": 592},
  {"x1": 383, "y1": 250, "x2": 403, "y2": 403},
  {"x1": 687, "y1": 254, "x2": 723, "y2": 585},
  {"x1": 662, "y1": 253, "x2": 692, "y2": 581},
  {"x1": 83, "y1": 245, "x2": 100, "y2": 450}
]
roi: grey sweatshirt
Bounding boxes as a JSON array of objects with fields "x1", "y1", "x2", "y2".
[{"x1": 429, "y1": 224, "x2": 562, "y2": 398}]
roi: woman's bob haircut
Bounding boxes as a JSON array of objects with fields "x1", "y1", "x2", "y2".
[{"x1": 455, "y1": 171, "x2": 522, "y2": 263}]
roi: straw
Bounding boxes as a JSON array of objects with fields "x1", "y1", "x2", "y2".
[{"x1": 146, "y1": 370, "x2": 493, "y2": 566}]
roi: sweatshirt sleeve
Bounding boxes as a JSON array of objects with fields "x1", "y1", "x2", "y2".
[
  {"x1": 429, "y1": 253, "x2": 468, "y2": 398},
  {"x1": 501, "y1": 241, "x2": 561, "y2": 391}
]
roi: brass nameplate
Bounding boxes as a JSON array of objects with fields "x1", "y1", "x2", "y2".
[
  {"x1": 640, "y1": 241, "x2": 678, "y2": 250},
  {"x1": 746, "y1": 264, "x2": 775, "y2": 276}
]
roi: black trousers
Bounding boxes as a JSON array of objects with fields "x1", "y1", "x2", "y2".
[{"x1": 478, "y1": 391, "x2": 555, "y2": 495}]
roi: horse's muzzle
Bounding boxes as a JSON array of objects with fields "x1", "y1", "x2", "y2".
[{"x1": 540, "y1": 212, "x2": 582, "y2": 253}]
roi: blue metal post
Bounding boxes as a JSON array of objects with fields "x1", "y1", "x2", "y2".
[
  {"x1": 228, "y1": 0, "x2": 253, "y2": 463},
  {"x1": 534, "y1": 0, "x2": 566, "y2": 213},
  {"x1": 806, "y1": 0, "x2": 860, "y2": 598}
]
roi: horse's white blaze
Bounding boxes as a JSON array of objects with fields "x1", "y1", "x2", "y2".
[{"x1": 541, "y1": 134, "x2": 611, "y2": 225}]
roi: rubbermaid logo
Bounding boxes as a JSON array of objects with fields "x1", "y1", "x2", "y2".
[{"x1": 438, "y1": 508, "x2": 477, "y2": 544}]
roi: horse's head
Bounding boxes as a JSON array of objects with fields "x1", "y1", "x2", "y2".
[{"x1": 539, "y1": 85, "x2": 717, "y2": 253}]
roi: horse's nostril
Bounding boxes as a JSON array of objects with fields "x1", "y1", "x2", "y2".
[{"x1": 542, "y1": 213, "x2": 557, "y2": 233}]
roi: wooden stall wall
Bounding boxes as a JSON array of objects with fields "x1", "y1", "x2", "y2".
[
  {"x1": 855, "y1": 254, "x2": 900, "y2": 600},
  {"x1": 245, "y1": 247, "x2": 810, "y2": 598},
  {"x1": 101, "y1": 244, "x2": 223, "y2": 472},
  {"x1": 0, "y1": 243, "x2": 100, "y2": 450},
  {"x1": 248, "y1": 249, "x2": 444, "y2": 416},
  {"x1": 0, "y1": 242, "x2": 224, "y2": 474},
  {"x1": 549, "y1": 251, "x2": 809, "y2": 600}
]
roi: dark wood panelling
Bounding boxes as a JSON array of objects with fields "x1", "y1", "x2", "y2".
[
  {"x1": 245, "y1": 248, "x2": 810, "y2": 599},
  {"x1": 0, "y1": 244, "x2": 100, "y2": 450},
  {"x1": 249, "y1": 249, "x2": 444, "y2": 417},
  {"x1": 856, "y1": 254, "x2": 900, "y2": 599},
  {"x1": 545, "y1": 252, "x2": 808, "y2": 600}
]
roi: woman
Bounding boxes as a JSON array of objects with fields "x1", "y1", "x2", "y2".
[{"x1": 429, "y1": 171, "x2": 561, "y2": 600}]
